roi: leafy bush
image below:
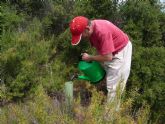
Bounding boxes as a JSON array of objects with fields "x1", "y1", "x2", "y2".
[
  {"x1": 127, "y1": 47, "x2": 165, "y2": 122},
  {"x1": 120, "y1": 0, "x2": 163, "y2": 47}
]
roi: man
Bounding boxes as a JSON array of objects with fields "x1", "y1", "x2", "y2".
[{"x1": 69, "y1": 16, "x2": 132, "y2": 102}]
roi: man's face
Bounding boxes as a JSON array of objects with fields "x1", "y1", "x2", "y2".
[
  {"x1": 82, "y1": 28, "x2": 90, "y2": 39},
  {"x1": 82, "y1": 26, "x2": 92, "y2": 40}
]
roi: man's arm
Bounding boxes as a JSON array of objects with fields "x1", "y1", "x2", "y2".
[{"x1": 82, "y1": 53, "x2": 113, "y2": 62}]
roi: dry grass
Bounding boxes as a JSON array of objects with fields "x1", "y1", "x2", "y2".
[{"x1": 0, "y1": 84, "x2": 150, "y2": 124}]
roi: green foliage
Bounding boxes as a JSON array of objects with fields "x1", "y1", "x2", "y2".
[
  {"x1": 128, "y1": 47, "x2": 165, "y2": 122},
  {"x1": 0, "y1": 3, "x2": 24, "y2": 32},
  {"x1": 123, "y1": 20, "x2": 143, "y2": 46},
  {"x1": 0, "y1": 16, "x2": 51, "y2": 102},
  {"x1": 159, "y1": 10, "x2": 165, "y2": 46},
  {"x1": 73, "y1": 0, "x2": 119, "y2": 22},
  {"x1": 9, "y1": 60, "x2": 37, "y2": 98},
  {"x1": 120, "y1": 0, "x2": 163, "y2": 47},
  {"x1": 40, "y1": 60, "x2": 68, "y2": 92},
  {"x1": 54, "y1": 28, "x2": 90, "y2": 65}
]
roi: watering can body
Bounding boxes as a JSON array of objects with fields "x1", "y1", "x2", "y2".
[{"x1": 78, "y1": 61, "x2": 106, "y2": 84}]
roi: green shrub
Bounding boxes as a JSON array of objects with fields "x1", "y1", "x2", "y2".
[{"x1": 128, "y1": 47, "x2": 165, "y2": 122}]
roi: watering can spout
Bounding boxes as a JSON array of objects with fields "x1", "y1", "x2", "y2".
[{"x1": 78, "y1": 75, "x2": 91, "y2": 81}]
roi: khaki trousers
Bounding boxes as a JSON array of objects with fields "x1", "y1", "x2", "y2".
[{"x1": 103, "y1": 41, "x2": 132, "y2": 102}]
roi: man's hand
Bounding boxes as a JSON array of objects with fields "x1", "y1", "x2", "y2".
[{"x1": 82, "y1": 53, "x2": 92, "y2": 61}]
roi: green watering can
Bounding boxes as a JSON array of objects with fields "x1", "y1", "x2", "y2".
[{"x1": 77, "y1": 61, "x2": 106, "y2": 84}]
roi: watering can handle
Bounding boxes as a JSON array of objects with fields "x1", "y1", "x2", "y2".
[{"x1": 78, "y1": 75, "x2": 91, "y2": 81}]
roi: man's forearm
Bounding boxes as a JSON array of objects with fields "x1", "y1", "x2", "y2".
[{"x1": 90, "y1": 54, "x2": 112, "y2": 62}]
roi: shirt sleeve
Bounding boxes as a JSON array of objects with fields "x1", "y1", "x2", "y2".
[{"x1": 98, "y1": 32, "x2": 114, "y2": 55}]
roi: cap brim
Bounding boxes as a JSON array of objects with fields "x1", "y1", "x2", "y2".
[{"x1": 71, "y1": 34, "x2": 82, "y2": 45}]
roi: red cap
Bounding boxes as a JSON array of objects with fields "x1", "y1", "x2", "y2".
[{"x1": 69, "y1": 16, "x2": 88, "y2": 45}]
